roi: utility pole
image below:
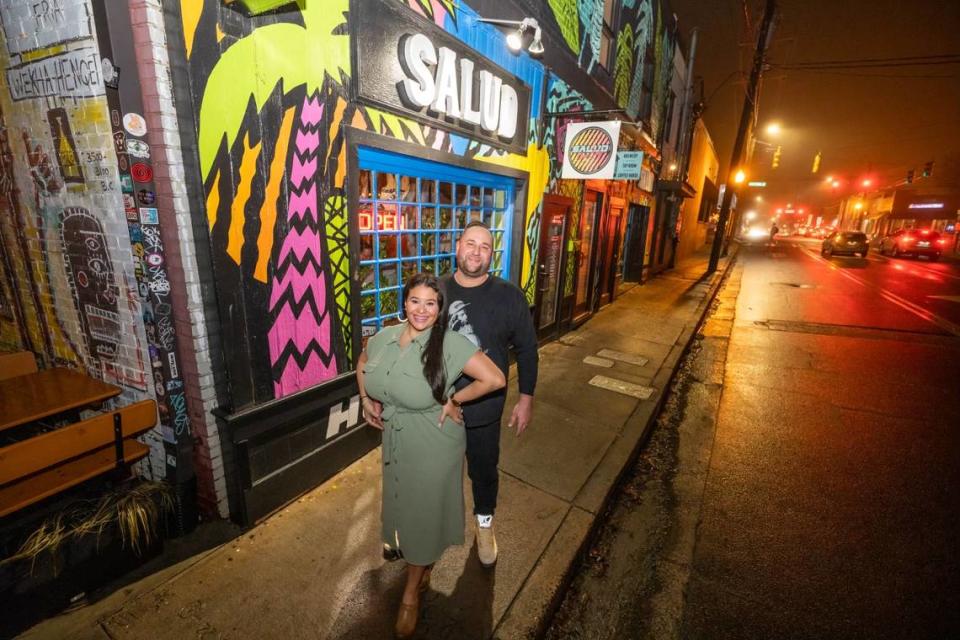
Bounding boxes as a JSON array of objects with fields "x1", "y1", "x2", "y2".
[{"x1": 708, "y1": 0, "x2": 777, "y2": 273}]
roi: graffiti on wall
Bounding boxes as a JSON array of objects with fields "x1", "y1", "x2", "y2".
[
  {"x1": 60, "y1": 206, "x2": 121, "y2": 362},
  {"x1": 0, "y1": 0, "x2": 152, "y2": 395}
]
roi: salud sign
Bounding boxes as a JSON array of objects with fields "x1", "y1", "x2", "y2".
[
  {"x1": 352, "y1": 0, "x2": 531, "y2": 154},
  {"x1": 561, "y1": 121, "x2": 622, "y2": 180}
]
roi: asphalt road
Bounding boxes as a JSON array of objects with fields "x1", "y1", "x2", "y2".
[
  {"x1": 779, "y1": 236, "x2": 960, "y2": 334},
  {"x1": 547, "y1": 238, "x2": 960, "y2": 639}
]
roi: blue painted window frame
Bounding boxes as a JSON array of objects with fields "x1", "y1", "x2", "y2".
[{"x1": 356, "y1": 145, "x2": 515, "y2": 332}]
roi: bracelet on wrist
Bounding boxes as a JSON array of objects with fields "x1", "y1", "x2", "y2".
[{"x1": 450, "y1": 395, "x2": 462, "y2": 408}]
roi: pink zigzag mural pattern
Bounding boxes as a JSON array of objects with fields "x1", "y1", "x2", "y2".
[{"x1": 268, "y1": 93, "x2": 337, "y2": 397}]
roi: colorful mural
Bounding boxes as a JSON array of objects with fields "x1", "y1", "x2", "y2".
[
  {"x1": 178, "y1": 0, "x2": 553, "y2": 407},
  {"x1": 177, "y1": 0, "x2": 674, "y2": 408}
]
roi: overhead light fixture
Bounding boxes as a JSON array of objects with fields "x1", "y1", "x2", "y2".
[{"x1": 477, "y1": 17, "x2": 545, "y2": 56}]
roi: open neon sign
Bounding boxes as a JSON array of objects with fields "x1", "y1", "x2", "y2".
[{"x1": 358, "y1": 210, "x2": 403, "y2": 231}]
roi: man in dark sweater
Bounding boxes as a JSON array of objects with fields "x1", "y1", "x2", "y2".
[{"x1": 441, "y1": 221, "x2": 538, "y2": 568}]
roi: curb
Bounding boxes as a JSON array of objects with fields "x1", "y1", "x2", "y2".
[{"x1": 494, "y1": 246, "x2": 740, "y2": 640}]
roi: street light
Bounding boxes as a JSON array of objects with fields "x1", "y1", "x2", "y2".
[
  {"x1": 831, "y1": 180, "x2": 841, "y2": 188},
  {"x1": 765, "y1": 122, "x2": 781, "y2": 136},
  {"x1": 861, "y1": 178, "x2": 872, "y2": 188},
  {"x1": 734, "y1": 169, "x2": 747, "y2": 184},
  {"x1": 755, "y1": 195, "x2": 763, "y2": 202}
]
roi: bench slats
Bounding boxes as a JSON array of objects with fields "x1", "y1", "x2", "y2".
[
  {"x1": 0, "y1": 399, "x2": 157, "y2": 486},
  {"x1": 0, "y1": 440, "x2": 150, "y2": 518},
  {"x1": 0, "y1": 351, "x2": 38, "y2": 381}
]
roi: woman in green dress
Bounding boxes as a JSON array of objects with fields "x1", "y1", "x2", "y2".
[{"x1": 357, "y1": 273, "x2": 505, "y2": 638}]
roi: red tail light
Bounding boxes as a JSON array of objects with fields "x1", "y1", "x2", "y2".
[
  {"x1": 937, "y1": 238, "x2": 947, "y2": 246},
  {"x1": 902, "y1": 235, "x2": 915, "y2": 244}
]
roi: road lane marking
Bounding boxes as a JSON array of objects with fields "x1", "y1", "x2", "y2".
[
  {"x1": 800, "y1": 247, "x2": 960, "y2": 337},
  {"x1": 867, "y1": 253, "x2": 960, "y2": 281}
]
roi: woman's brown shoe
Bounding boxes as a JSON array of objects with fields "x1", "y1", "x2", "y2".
[
  {"x1": 395, "y1": 601, "x2": 418, "y2": 639},
  {"x1": 418, "y1": 569, "x2": 432, "y2": 593}
]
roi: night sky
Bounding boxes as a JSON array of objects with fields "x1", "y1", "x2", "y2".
[{"x1": 668, "y1": 0, "x2": 960, "y2": 212}]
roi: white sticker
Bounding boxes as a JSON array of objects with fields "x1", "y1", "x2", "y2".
[
  {"x1": 126, "y1": 138, "x2": 150, "y2": 158},
  {"x1": 123, "y1": 112, "x2": 147, "y2": 137}
]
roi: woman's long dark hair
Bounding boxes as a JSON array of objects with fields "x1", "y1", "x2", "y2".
[{"x1": 402, "y1": 273, "x2": 449, "y2": 404}]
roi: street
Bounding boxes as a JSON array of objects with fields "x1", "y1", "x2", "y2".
[{"x1": 547, "y1": 238, "x2": 960, "y2": 639}]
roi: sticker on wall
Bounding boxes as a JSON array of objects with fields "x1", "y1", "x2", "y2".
[
  {"x1": 102, "y1": 57, "x2": 118, "y2": 89},
  {"x1": 145, "y1": 252, "x2": 164, "y2": 267},
  {"x1": 120, "y1": 174, "x2": 134, "y2": 192},
  {"x1": 118, "y1": 154, "x2": 129, "y2": 172},
  {"x1": 561, "y1": 121, "x2": 622, "y2": 180},
  {"x1": 126, "y1": 139, "x2": 150, "y2": 159},
  {"x1": 47, "y1": 108, "x2": 85, "y2": 184},
  {"x1": 113, "y1": 130, "x2": 125, "y2": 153},
  {"x1": 131, "y1": 162, "x2": 153, "y2": 183},
  {"x1": 138, "y1": 189, "x2": 156, "y2": 205},
  {"x1": 126, "y1": 209, "x2": 139, "y2": 222},
  {"x1": 123, "y1": 193, "x2": 136, "y2": 210},
  {"x1": 111, "y1": 109, "x2": 121, "y2": 127},
  {"x1": 139, "y1": 207, "x2": 159, "y2": 224},
  {"x1": 123, "y1": 112, "x2": 147, "y2": 137}
]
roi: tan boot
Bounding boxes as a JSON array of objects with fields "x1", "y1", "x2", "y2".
[
  {"x1": 395, "y1": 601, "x2": 418, "y2": 639},
  {"x1": 476, "y1": 520, "x2": 498, "y2": 568},
  {"x1": 418, "y1": 566, "x2": 432, "y2": 593}
]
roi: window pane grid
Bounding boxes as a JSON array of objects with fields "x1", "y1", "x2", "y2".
[{"x1": 357, "y1": 156, "x2": 513, "y2": 331}]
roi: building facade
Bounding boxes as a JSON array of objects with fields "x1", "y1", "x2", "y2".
[{"x1": 0, "y1": 0, "x2": 696, "y2": 525}]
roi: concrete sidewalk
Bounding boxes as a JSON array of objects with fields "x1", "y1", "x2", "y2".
[{"x1": 21, "y1": 248, "x2": 735, "y2": 640}]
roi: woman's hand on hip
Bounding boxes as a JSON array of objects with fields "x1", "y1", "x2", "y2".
[{"x1": 438, "y1": 398, "x2": 463, "y2": 428}]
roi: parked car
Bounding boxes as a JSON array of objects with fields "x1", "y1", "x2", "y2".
[
  {"x1": 822, "y1": 231, "x2": 869, "y2": 258},
  {"x1": 878, "y1": 228, "x2": 946, "y2": 261}
]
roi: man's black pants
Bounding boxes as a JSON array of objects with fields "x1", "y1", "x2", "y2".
[{"x1": 465, "y1": 419, "x2": 500, "y2": 516}]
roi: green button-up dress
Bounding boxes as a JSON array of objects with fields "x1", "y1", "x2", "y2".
[{"x1": 363, "y1": 323, "x2": 478, "y2": 566}]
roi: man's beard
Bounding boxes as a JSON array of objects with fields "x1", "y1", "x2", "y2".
[{"x1": 458, "y1": 256, "x2": 490, "y2": 277}]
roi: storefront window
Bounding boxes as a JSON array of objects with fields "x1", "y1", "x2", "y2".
[{"x1": 356, "y1": 147, "x2": 515, "y2": 333}]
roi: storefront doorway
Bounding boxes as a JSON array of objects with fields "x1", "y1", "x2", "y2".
[
  {"x1": 534, "y1": 195, "x2": 573, "y2": 341},
  {"x1": 598, "y1": 197, "x2": 626, "y2": 306},
  {"x1": 573, "y1": 190, "x2": 602, "y2": 321},
  {"x1": 622, "y1": 204, "x2": 650, "y2": 283}
]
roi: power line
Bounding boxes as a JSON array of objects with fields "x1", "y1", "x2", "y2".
[
  {"x1": 773, "y1": 59, "x2": 960, "y2": 70},
  {"x1": 776, "y1": 52, "x2": 960, "y2": 67},
  {"x1": 778, "y1": 68, "x2": 956, "y2": 79}
]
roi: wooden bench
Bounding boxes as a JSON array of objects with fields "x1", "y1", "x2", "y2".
[
  {"x1": 0, "y1": 351, "x2": 38, "y2": 381},
  {"x1": 0, "y1": 400, "x2": 157, "y2": 518}
]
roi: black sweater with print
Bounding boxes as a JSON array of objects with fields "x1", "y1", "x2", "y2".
[{"x1": 441, "y1": 274, "x2": 539, "y2": 426}]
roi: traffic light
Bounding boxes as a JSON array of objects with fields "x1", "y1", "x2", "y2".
[
  {"x1": 906, "y1": 169, "x2": 914, "y2": 183},
  {"x1": 772, "y1": 145, "x2": 781, "y2": 169},
  {"x1": 922, "y1": 161, "x2": 934, "y2": 177}
]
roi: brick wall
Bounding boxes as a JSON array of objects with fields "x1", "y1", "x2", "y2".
[
  {"x1": 127, "y1": 0, "x2": 228, "y2": 517},
  {"x1": 0, "y1": 0, "x2": 168, "y2": 472}
]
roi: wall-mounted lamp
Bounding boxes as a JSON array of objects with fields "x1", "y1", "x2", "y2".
[{"x1": 477, "y1": 17, "x2": 544, "y2": 56}]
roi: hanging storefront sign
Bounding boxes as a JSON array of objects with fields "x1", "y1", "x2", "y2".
[
  {"x1": 561, "y1": 121, "x2": 621, "y2": 180},
  {"x1": 613, "y1": 151, "x2": 643, "y2": 180},
  {"x1": 352, "y1": 0, "x2": 531, "y2": 154}
]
